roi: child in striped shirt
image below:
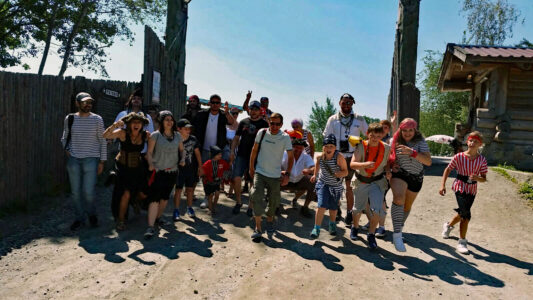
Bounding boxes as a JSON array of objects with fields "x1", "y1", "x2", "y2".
[{"x1": 439, "y1": 131, "x2": 488, "y2": 254}]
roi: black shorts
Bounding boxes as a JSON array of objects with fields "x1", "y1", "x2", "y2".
[
  {"x1": 454, "y1": 192, "x2": 475, "y2": 220},
  {"x1": 203, "y1": 182, "x2": 220, "y2": 196},
  {"x1": 392, "y1": 169, "x2": 423, "y2": 193},
  {"x1": 176, "y1": 166, "x2": 199, "y2": 189},
  {"x1": 147, "y1": 171, "x2": 177, "y2": 203}
]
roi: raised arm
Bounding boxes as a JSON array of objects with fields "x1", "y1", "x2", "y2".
[
  {"x1": 103, "y1": 120, "x2": 126, "y2": 140},
  {"x1": 242, "y1": 90, "x2": 252, "y2": 113}
]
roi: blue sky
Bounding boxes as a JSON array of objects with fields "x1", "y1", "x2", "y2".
[{"x1": 4, "y1": 0, "x2": 532, "y2": 129}]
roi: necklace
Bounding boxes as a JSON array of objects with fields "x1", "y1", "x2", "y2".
[{"x1": 163, "y1": 131, "x2": 174, "y2": 141}]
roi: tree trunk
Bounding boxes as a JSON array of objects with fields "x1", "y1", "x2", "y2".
[
  {"x1": 58, "y1": 1, "x2": 90, "y2": 77},
  {"x1": 38, "y1": 2, "x2": 60, "y2": 76}
]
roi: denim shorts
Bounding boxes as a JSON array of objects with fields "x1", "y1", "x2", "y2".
[
  {"x1": 317, "y1": 184, "x2": 340, "y2": 210},
  {"x1": 232, "y1": 156, "x2": 249, "y2": 178}
]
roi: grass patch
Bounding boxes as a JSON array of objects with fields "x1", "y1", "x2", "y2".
[
  {"x1": 518, "y1": 182, "x2": 533, "y2": 201},
  {"x1": 497, "y1": 162, "x2": 518, "y2": 171},
  {"x1": 491, "y1": 167, "x2": 518, "y2": 184}
]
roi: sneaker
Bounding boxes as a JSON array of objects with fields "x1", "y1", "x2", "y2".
[
  {"x1": 350, "y1": 226, "x2": 358, "y2": 240},
  {"x1": 246, "y1": 207, "x2": 253, "y2": 217},
  {"x1": 344, "y1": 210, "x2": 352, "y2": 226},
  {"x1": 242, "y1": 185, "x2": 249, "y2": 193},
  {"x1": 457, "y1": 239, "x2": 469, "y2": 254},
  {"x1": 442, "y1": 222, "x2": 454, "y2": 239},
  {"x1": 375, "y1": 226, "x2": 386, "y2": 238},
  {"x1": 89, "y1": 215, "x2": 98, "y2": 227},
  {"x1": 232, "y1": 203, "x2": 243, "y2": 214},
  {"x1": 310, "y1": 227, "x2": 320, "y2": 238},
  {"x1": 266, "y1": 221, "x2": 275, "y2": 233},
  {"x1": 70, "y1": 220, "x2": 82, "y2": 231},
  {"x1": 392, "y1": 232, "x2": 406, "y2": 252},
  {"x1": 251, "y1": 230, "x2": 262, "y2": 242},
  {"x1": 300, "y1": 206, "x2": 312, "y2": 218},
  {"x1": 187, "y1": 207, "x2": 196, "y2": 217},
  {"x1": 156, "y1": 217, "x2": 171, "y2": 227},
  {"x1": 173, "y1": 209, "x2": 181, "y2": 221},
  {"x1": 200, "y1": 199, "x2": 208, "y2": 209},
  {"x1": 116, "y1": 220, "x2": 126, "y2": 231},
  {"x1": 336, "y1": 207, "x2": 342, "y2": 222},
  {"x1": 328, "y1": 222, "x2": 337, "y2": 235},
  {"x1": 144, "y1": 227, "x2": 156, "y2": 240},
  {"x1": 361, "y1": 222, "x2": 370, "y2": 231},
  {"x1": 367, "y1": 233, "x2": 378, "y2": 249},
  {"x1": 292, "y1": 199, "x2": 298, "y2": 208}
]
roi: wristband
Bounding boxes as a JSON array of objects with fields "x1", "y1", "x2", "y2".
[{"x1": 410, "y1": 149, "x2": 418, "y2": 158}]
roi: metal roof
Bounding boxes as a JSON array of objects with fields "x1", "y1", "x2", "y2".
[{"x1": 452, "y1": 44, "x2": 533, "y2": 59}]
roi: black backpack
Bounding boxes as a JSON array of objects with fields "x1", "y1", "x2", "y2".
[{"x1": 64, "y1": 114, "x2": 75, "y2": 150}]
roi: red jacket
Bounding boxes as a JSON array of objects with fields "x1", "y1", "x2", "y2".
[{"x1": 202, "y1": 159, "x2": 230, "y2": 184}]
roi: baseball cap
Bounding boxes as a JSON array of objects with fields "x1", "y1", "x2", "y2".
[
  {"x1": 76, "y1": 92, "x2": 94, "y2": 102},
  {"x1": 177, "y1": 118, "x2": 193, "y2": 128},
  {"x1": 249, "y1": 100, "x2": 261, "y2": 109}
]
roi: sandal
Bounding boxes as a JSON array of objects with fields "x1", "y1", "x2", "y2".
[{"x1": 116, "y1": 220, "x2": 126, "y2": 231}]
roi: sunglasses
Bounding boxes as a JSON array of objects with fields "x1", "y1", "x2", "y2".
[
  {"x1": 270, "y1": 122, "x2": 282, "y2": 126},
  {"x1": 231, "y1": 112, "x2": 239, "y2": 115},
  {"x1": 210, "y1": 101, "x2": 221, "y2": 105}
]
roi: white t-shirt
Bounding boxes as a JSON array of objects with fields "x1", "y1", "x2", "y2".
[
  {"x1": 203, "y1": 112, "x2": 219, "y2": 150},
  {"x1": 282, "y1": 151, "x2": 314, "y2": 183},
  {"x1": 255, "y1": 129, "x2": 293, "y2": 178},
  {"x1": 323, "y1": 112, "x2": 368, "y2": 157},
  {"x1": 114, "y1": 110, "x2": 154, "y2": 153}
]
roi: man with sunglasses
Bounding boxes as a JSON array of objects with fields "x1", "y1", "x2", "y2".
[
  {"x1": 229, "y1": 100, "x2": 269, "y2": 215},
  {"x1": 323, "y1": 93, "x2": 368, "y2": 226},
  {"x1": 193, "y1": 94, "x2": 236, "y2": 163},
  {"x1": 61, "y1": 92, "x2": 107, "y2": 231},
  {"x1": 249, "y1": 113, "x2": 294, "y2": 241}
]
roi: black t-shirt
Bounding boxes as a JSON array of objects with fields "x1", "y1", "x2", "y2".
[
  {"x1": 236, "y1": 117, "x2": 269, "y2": 158},
  {"x1": 181, "y1": 135, "x2": 200, "y2": 170}
]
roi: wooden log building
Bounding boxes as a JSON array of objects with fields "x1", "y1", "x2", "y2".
[{"x1": 438, "y1": 43, "x2": 533, "y2": 170}]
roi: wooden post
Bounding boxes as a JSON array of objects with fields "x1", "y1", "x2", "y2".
[
  {"x1": 388, "y1": 0, "x2": 421, "y2": 125},
  {"x1": 166, "y1": 0, "x2": 188, "y2": 84}
]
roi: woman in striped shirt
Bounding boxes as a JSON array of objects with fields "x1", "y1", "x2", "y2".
[
  {"x1": 389, "y1": 118, "x2": 432, "y2": 252},
  {"x1": 440, "y1": 131, "x2": 487, "y2": 254},
  {"x1": 309, "y1": 134, "x2": 348, "y2": 238}
]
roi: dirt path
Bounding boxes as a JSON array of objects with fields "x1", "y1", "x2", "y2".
[{"x1": 1, "y1": 163, "x2": 532, "y2": 299}]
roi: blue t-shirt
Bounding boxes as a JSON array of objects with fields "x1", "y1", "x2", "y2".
[{"x1": 255, "y1": 129, "x2": 292, "y2": 178}]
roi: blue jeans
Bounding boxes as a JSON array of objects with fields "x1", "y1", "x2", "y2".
[{"x1": 66, "y1": 156, "x2": 99, "y2": 221}]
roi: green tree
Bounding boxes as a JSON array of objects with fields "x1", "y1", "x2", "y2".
[
  {"x1": 461, "y1": 0, "x2": 523, "y2": 45},
  {"x1": 307, "y1": 97, "x2": 336, "y2": 151},
  {"x1": 0, "y1": 0, "x2": 166, "y2": 76},
  {"x1": 418, "y1": 50, "x2": 469, "y2": 155}
]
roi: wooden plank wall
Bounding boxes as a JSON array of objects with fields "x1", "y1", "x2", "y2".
[
  {"x1": 0, "y1": 71, "x2": 138, "y2": 208},
  {"x1": 143, "y1": 25, "x2": 187, "y2": 120}
]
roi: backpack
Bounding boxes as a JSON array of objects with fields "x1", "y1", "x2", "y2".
[{"x1": 64, "y1": 114, "x2": 75, "y2": 150}]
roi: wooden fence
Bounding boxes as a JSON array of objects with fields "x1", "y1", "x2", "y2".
[{"x1": 0, "y1": 71, "x2": 138, "y2": 208}]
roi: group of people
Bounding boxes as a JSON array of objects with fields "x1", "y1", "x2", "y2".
[{"x1": 62, "y1": 89, "x2": 487, "y2": 254}]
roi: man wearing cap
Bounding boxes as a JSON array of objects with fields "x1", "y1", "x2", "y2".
[
  {"x1": 61, "y1": 92, "x2": 107, "y2": 231},
  {"x1": 242, "y1": 91, "x2": 272, "y2": 120},
  {"x1": 280, "y1": 135, "x2": 316, "y2": 218},
  {"x1": 229, "y1": 100, "x2": 269, "y2": 215},
  {"x1": 323, "y1": 93, "x2": 368, "y2": 226},
  {"x1": 182, "y1": 95, "x2": 202, "y2": 123}
]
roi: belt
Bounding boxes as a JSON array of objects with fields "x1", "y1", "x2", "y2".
[
  {"x1": 356, "y1": 172, "x2": 384, "y2": 184},
  {"x1": 457, "y1": 174, "x2": 476, "y2": 184}
]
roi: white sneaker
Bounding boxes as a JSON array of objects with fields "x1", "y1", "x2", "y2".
[
  {"x1": 392, "y1": 232, "x2": 406, "y2": 252},
  {"x1": 442, "y1": 222, "x2": 454, "y2": 239},
  {"x1": 200, "y1": 199, "x2": 207, "y2": 209},
  {"x1": 457, "y1": 239, "x2": 469, "y2": 254}
]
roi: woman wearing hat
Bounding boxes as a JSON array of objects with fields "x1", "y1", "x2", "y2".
[{"x1": 104, "y1": 112, "x2": 151, "y2": 230}]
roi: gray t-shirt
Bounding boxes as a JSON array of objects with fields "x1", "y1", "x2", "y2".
[
  {"x1": 394, "y1": 139, "x2": 430, "y2": 174},
  {"x1": 255, "y1": 129, "x2": 293, "y2": 178},
  {"x1": 151, "y1": 131, "x2": 182, "y2": 171}
]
